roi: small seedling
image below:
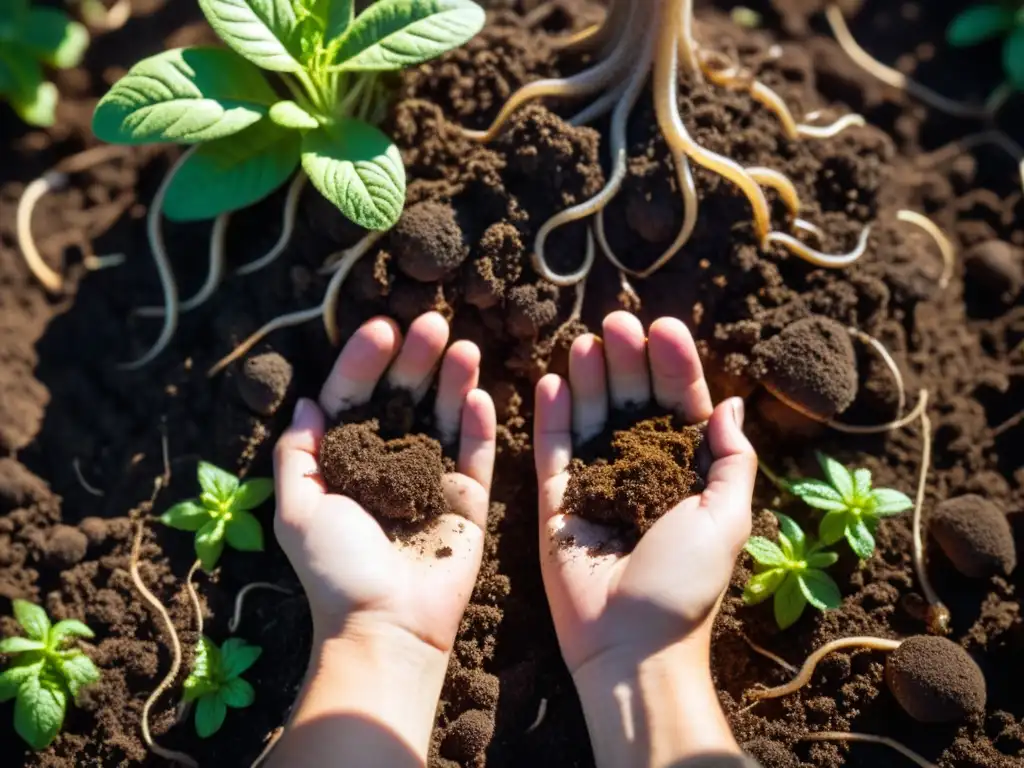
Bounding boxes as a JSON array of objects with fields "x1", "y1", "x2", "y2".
[
  {"x1": 0, "y1": 600, "x2": 100, "y2": 750},
  {"x1": 788, "y1": 452, "x2": 912, "y2": 560},
  {"x1": 0, "y1": 1, "x2": 88, "y2": 126},
  {"x1": 160, "y1": 462, "x2": 272, "y2": 571},
  {"x1": 947, "y1": 3, "x2": 1024, "y2": 90},
  {"x1": 183, "y1": 636, "x2": 261, "y2": 738},
  {"x1": 743, "y1": 512, "x2": 842, "y2": 630}
]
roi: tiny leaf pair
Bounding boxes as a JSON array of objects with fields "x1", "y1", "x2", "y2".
[
  {"x1": 0, "y1": 1, "x2": 89, "y2": 126},
  {"x1": 182, "y1": 636, "x2": 261, "y2": 738},
  {"x1": 788, "y1": 452, "x2": 913, "y2": 560},
  {"x1": 92, "y1": 0, "x2": 485, "y2": 229},
  {"x1": 0, "y1": 600, "x2": 100, "y2": 750},
  {"x1": 160, "y1": 462, "x2": 272, "y2": 571},
  {"x1": 743, "y1": 513, "x2": 842, "y2": 629},
  {"x1": 947, "y1": 4, "x2": 1024, "y2": 89}
]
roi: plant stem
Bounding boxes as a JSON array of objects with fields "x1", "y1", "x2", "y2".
[{"x1": 758, "y1": 461, "x2": 789, "y2": 493}]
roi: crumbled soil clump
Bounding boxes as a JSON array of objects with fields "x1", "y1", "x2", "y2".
[
  {"x1": 392, "y1": 201, "x2": 470, "y2": 283},
  {"x1": 237, "y1": 352, "x2": 293, "y2": 416},
  {"x1": 930, "y1": 495, "x2": 1017, "y2": 578},
  {"x1": 963, "y1": 240, "x2": 1023, "y2": 302},
  {"x1": 885, "y1": 636, "x2": 987, "y2": 723},
  {"x1": 562, "y1": 414, "x2": 706, "y2": 539}
]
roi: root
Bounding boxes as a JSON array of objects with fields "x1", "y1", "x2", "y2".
[
  {"x1": 72, "y1": 458, "x2": 104, "y2": 497},
  {"x1": 799, "y1": 732, "x2": 937, "y2": 768},
  {"x1": 228, "y1": 582, "x2": 293, "y2": 634},
  {"x1": 763, "y1": 384, "x2": 928, "y2": 435},
  {"x1": 825, "y1": 4, "x2": 992, "y2": 121},
  {"x1": 765, "y1": 225, "x2": 872, "y2": 269},
  {"x1": 745, "y1": 636, "x2": 901, "y2": 703},
  {"x1": 991, "y1": 408, "x2": 1024, "y2": 438},
  {"x1": 17, "y1": 172, "x2": 69, "y2": 293},
  {"x1": 747, "y1": 167, "x2": 801, "y2": 219},
  {"x1": 319, "y1": 230, "x2": 385, "y2": 273},
  {"x1": 533, "y1": 227, "x2": 595, "y2": 287},
  {"x1": 249, "y1": 727, "x2": 285, "y2": 768},
  {"x1": 185, "y1": 559, "x2": 204, "y2": 636},
  {"x1": 236, "y1": 173, "x2": 307, "y2": 276},
  {"x1": 525, "y1": 698, "x2": 549, "y2": 734},
  {"x1": 896, "y1": 210, "x2": 955, "y2": 289},
  {"x1": 797, "y1": 113, "x2": 866, "y2": 139},
  {"x1": 909, "y1": 396, "x2": 949, "y2": 635},
  {"x1": 742, "y1": 634, "x2": 798, "y2": 674},
  {"x1": 846, "y1": 328, "x2": 906, "y2": 417}
]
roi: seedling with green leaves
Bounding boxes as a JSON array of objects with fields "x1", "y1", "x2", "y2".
[
  {"x1": 788, "y1": 452, "x2": 912, "y2": 560},
  {"x1": 182, "y1": 636, "x2": 261, "y2": 738},
  {"x1": 743, "y1": 512, "x2": 842, "y2": 630},
  {"x1": 947, "y1": 2, "x2": 1024, "y2": 90},
  {"x1": 91, "y1": 0, "x2": 484, "y2": 370},
  {"x1": 0, "y1": 600, "x2": 100, "y2": 750},
  {"x1": 160, "y1": 462, "x2": 273, "y2": 571},
  {"x1": 0, "y1": 0, "x2": 88, "y2": 126}
]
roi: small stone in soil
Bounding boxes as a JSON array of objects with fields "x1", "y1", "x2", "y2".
[
  {"x1": 753, "y1": 315, "x2": 858, "y2": 420},
  {"x1": 441, "y1": 709, "x2": 495, "y2": 762},
  {"x1": 237, "y1": 351, "x2": 293, "y2": 416},
  {"x1": 964, "y1": 240, "x2": 1023, "y2": 302},
  {"x1": 46, "y1": 524, "x2": 88, "y2": 567},
  {"x1": 929, "y1": 494, "x2": 1016, "y2": 578},
  {"x1": 885, "y1": 636, "x2": 986, "y2": 723},
  {"x1": 562, "y1": 415, "x2": 705, "y2": 539},
  {"x1": 318, "y1": 420, "x2": 448, "y2": 528},
  {"x1": 391, "y1": 201, "x2": 469, "y2": 283}
]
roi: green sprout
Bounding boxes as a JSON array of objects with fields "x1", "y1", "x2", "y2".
[
  {"x1": 0, "y1": 600, "x2": 100, "y2": 750},
  {"x1": 743, "y1": 513, "x2": 842, "y2": 630},
  {"x1": 91, "y1": 0, "x2": 485, "y2": 230},
  {"x1": 0, "y1": 1, "x2": 89, "y2": 126},
  {"x1": 159, "y1": 462, "x2": 273, "y2": 571},
  {"x1": 182, "y1": 636, "x2": 261, "y2": 738},
  {"x1": 947, "y1": 2, "x2": 1024, "y2": 89},
  {"x1": 788, "y1": 452, "x2": 913, "y2": 560}
]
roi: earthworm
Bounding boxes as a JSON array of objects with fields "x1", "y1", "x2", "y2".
[
  {"x1": 765, "y1": 225, "x2": 872, "y2": 269},
  {"x1": 762, "y1": 384, "x2": 927, "y2": 435},
  {"x1": 72, "y1": 458, "x2": 104, "y2": 497},
  {"x1": 185, "y1": 559, "x2": 203, "y2": 636},
  {"x1": 846, "y1": 327, "x2": 907, "y2": 417},
  {"x1": 747, "y1": 167, "x2": 802, "y2": 219},
  {"x1": 236, "y1": 173, "x2": 308, "y2": 276},
  {"x1": 895, "y1": 210, "x2": 956, "y2": 289},
  {"x1": 228, "y1": 582, "x2": 293, "y2": 634},
  {"x1": 799, "y1": 732, "x2": 937, "y2": 768},
  {"x1": 797, "y1": 113, "x2": 866, "y2": 139},
  {"x1": 525, "y1": 698, "x2": 548, "y2": 734}
]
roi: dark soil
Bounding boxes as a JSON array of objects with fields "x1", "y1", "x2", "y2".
[
  {"x1": 1, "y1": 0, "x2": 1023, "y2": 767},
  {"x1": 562, "y1": 414, "x2": 706, "y2": 540}
]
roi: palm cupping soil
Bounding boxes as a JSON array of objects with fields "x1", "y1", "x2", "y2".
[{"x1": 0, "y1": 0, "x2": 1022, "y2": 766}]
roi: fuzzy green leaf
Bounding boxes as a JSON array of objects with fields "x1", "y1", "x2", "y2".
[
  {"x1": 225, "y1": 510, "x2": 264, "y2": 552},
  {"x1": 773, "y1": 512, "x2": 805, "y2": 558},
  {"x1": 231, "y1": 478, "x2": 275, "y2": 511},
  {"x1": 301, "y1": 118, "x2": 405, "y2": 230},
  {"x1": 58, "y1": 652, "x2": 100, "y2": 700},
  {"x1": 773, "y1": 573, "x2": 806, "y2": 630},
  {"x1": 742, "y1": 568, "x2": 787, "y2": 606},
  {"x1": 220, "y1": 677, "x2": 255, "y2": 708},
  {"x1": 797, "y1": 570, "x2": 842, "y2": 611},
  {"x1": 164, "y1": 120, "x2": 300, "y2": 221},
  {"x1": 744, "y1": 537, "x2": 788, "y2": 567},
  {"x1": 183, "y1": 637, "x2": 221, "y2": 702},
  {"x1": 816, "y1": 452, "x2": 854, "y2": 500},
  {"x1": 333, "y1": 0, "x2": 485, "y2": 71},
  {"x1": 13, "y1": 601, "x2": 50, "y2": 642},
  {"x1": 948, "y1": 5, "x2": 1014, "y2": 47},
  {"x1": 852, "y1": 467, "x2": 872, "y2": 499},
  {"x1": 160, "y1": 501, "x2": 213, "y2": 532},
  {"x1": 0, "y1": 658, "x2": 43, "y2": 703},
  {"x1": 869, "y1": 487, "x2": 913, "y2": 517},
  {"x1": 0, "y1": 637, "x2": 46, "y2": 654},
  {"x1": 0, "y1": 48, "x2": 50, "y2": 124},
  {"x1": 14, "y1": 672, "x2": 66, "y2": 750},
  {"x1": 0, "y1": 1, "x2": 28, "y2": 39},
  {"x1": 22, "y1": 8, "x2": 89, "y2": 69},
  {"x1": 12, "y1": 80, "x2": 58, "y2": 127},
  {"x1": 50, "y1": 620, "x2": 95, "y2": 644},
  {"x1": 817, "y1": 510, "x2": 848, "y2": 546},
  {"x1": 269, "y1": 99, "x2": 320, "y2": 129},
  {"x1": 845, "y1": 517, "x2": 876, "y2": 559},
  {"x1": 92, "y1": 48, "x2": 277, "y2": 145},
  {"x1": 805, "y1": 550, "x2": 839, "y2": 569},
  {"x1": 1006, "y1": 27, "x2": 1024, "y2": 88},
  {"x1": 198, "y1": 462, "x2": 240, "y2": 502},
  {"x1": 788, "y1": 479, "x2": 849, "y2": 512},
  {"x1": 195, "y1": 518, "x2": 227, "y2": 572},
  {"x1": 326, "y1": 0, "x2": 355, "y2": 40},
  {"x1": 220, "y1": 638, "x2": 262, "y2": 679},
  {"x1": 198, "y1": 0, "x2": 303, "y2": 72},
  {"x1": 195, "y1": 693, "x2": 227, "y2": 738}
]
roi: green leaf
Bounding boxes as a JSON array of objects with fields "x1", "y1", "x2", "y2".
[
  {"x1": 797, "y1": 570, "x2": 843, "y2": 611},
  {"x1": 183, "y1": 637, "x2": 221, "y2": 702},
  {"x1": 301, "y1": 119, "x2": 405, "y2": 230},
  {"x1": 326, "y1": 0, "x2": 355, "y2": 40},
  {"x1": 773, "y1": 512, "x2": 805, "y2": 558},
  {"x1": 58, "y1": 652, "x2": 100, "y2": 700},
  {"x1": 225, "y1": 510, "x2": 264, "y2": 552},
  {"x1": 773, "y1": 573, "x2": 807, "y2": 630},
  {"x1": 333, "y1": 0, "x2": 485, "y2": 71},
  {"x1": 0, "y1": 658, "x2": 43, "y2": 703},
  {"x1": 846, "y1": 517, "x2": 876, "y2": 559},
  {"x1": 231, "y1": 478, "x2": 275, "y2": 511},
  {"x1": 742, "y1": 568, "x2": 787, "y2": 606},
  {"x1": 195, "y1": 518, "x2": 227, "y2": 572},
  {"x1": 198, "y1": 0, "x2": 303, "y2": 72},
  {"x1": 0, "y1": 0, "x2": 28, "y2": 39},
  {"x1": 1006, "y1": 27, "x2": 1024, "y2": 88},
  {"x1": 788, "y1": 480, "x2": 849, "y2": 512},
  {"x1": 160, "y1": 501, "x2": 213, "y2": 532},
  {"x1": 743, "y1": 537, "x2": 788, "y2": 567},
  {"x1": 220, "y1": 638, "x2": 261, "y2": 679},
  {"x1": 220, "y1": 677, "x2": 255, "y2": 708},
  {"x1": 163, "y1": 120, "x2": 301, "y2": 221},
  {"x1": 50, "y1": 620, "x2": 95, "y2": 644},
  {"x1": 948, "y1": 5, "x2": 1014, "y2": 47},
  {"x1": 92, "y1": 48, "x2": 277, "y2": 145},
  {"x1": 12, "y1": 81, "x2": 58, "y2": 127},
  {"x1": 13, "y1": 601, "x2": 50, "y2": 642},
  {"x1": 869, "y1": 487, "x2": 913, "y2": 517},
  {"x1": 195, "y1": 693, "x2": 227, "y2": 738},
  {"x1": 269, "y1": 99, "x2": 319, "y2": 130},
  {"x1": 14, "y1": 672, "x2": 66, "y2": 750},
  {"x1": 805, "y1": 550, "x2": 839, "y2": 569},
  {"x1": 198, "y1": 462, "x2": 240, "y2": 502},
  {"x1": 818, "y1": 510, "x2": 848, "y2": 546},
  {"x1": 22, "y1": 8, "x2": 89, "y2": 69},
  {"x1": 0, "y1": 637, "x2": 46, "y2": 654},
  {"x1": 0, "y1": 47, "x2": 51, "y2": 124},
  {"x1": 816, "y1": 452, "x2": 854, "y2": 501},
  {"x1": 852, "y1": 468, "x2": 872, "y2": 499}
]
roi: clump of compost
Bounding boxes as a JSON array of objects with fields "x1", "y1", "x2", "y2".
[
  {"x1": 929, "y1": 495, "x2": 1017, "y2": 578},
  {"x1": 562, "y1": 414, "x2": 706, "y2": 540},
  {"x1": 391, "y1": 201, "x2": 470, "y2": 283},
  {"x1": 884, "y1": 636, "x2": 986, "y2": 723}
]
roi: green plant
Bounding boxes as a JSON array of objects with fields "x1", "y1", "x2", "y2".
[
  {"x1": 0, "y1": 600, "x2": 100, "y2": 749},
  {"x1": 160, "y1": 462, "x2": 272, "y2": 571},
  {"x1": 0, "y1": 1, "x2": 88, "y2": 126},
  {"x1": 182, "y1": 635, "x2": 261, "y2": 738},
  {"x1": 788, "y1": 452, "x2": 912, "y2": 560},
  {"x1": 743, "y1": 512, "x2": 842, "y2": 630},
  {"x1": 92, "y1": 0, "x2": 484, "y2": 230},
  {"x1": 947, "y1": 2, "x2": 1024, "y2": 89}
]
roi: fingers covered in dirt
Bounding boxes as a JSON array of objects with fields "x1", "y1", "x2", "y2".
[{"x1": 319, "y1": 316, "x2": 401, "y2": 417}]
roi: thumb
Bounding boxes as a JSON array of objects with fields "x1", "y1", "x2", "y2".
[
  {"x1": 701, "y1": 398, "x2": 756, "y2": 553},
  {"x1": 273, "y1": 398, "x2": 327, "y2": 527}
]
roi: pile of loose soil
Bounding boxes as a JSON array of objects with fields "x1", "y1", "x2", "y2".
[{"x1": 562, "y1": 415, "x2": 706, "y2": 539}]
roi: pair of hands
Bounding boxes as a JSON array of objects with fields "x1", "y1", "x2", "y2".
[{"x1": 271, "y1": 310, "x2": 756, "y2": 766}]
